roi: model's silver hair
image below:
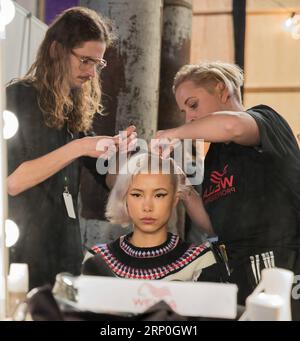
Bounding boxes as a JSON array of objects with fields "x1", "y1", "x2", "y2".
[
  {"x1": 173, "y1": 61, "x2": 244, "y2": 103},
  {"x1": 105, "y1": 153, "x2": 189, "y2": 227}
]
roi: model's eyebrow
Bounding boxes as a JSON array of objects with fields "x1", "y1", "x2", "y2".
[
  {"x1": 184, "y1": 96, "x2": 197, "y2": 105},
  {"x1": 130, "y1": 188, "x2": 168, "y2": 192}
]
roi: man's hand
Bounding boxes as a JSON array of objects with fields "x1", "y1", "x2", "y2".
[
  {"x1": 117, "y1": 125, "x2": 137, "y2": 155},
  {"x1": 80, "y1": 125, "x2": 137, "y2": 159}
]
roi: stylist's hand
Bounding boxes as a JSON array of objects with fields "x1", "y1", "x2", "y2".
[
  {"x1": 79, "y1": 135, "x2": 118, "y2": 158},
  {"x1": 80, "y1": 125, "x2": 136, "y2": 158},
  {"x1": 155, "y1": 128, "x2": 178, "y2": 140},
  {"x1": 179, "y1": 176, "x2": 199, "y2": 202},
  {"x1": 151, "y1": 128, "x2": 181, "y2": 159},
  {"x1": 117, "y1": 125, "x2": 137, "y2": 154}
]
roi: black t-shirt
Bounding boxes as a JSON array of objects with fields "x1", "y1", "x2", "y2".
[
  {"x1": 6, "y1": 81, "x2": 107, "y2": 289},
  {"x1": 202, "y1": 105, "x2": 300, "y2": 255}
]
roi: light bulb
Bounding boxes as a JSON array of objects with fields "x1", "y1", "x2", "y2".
[
  {"x1": 283, "y1": 13, "x2": 296, "y2": 32},
  {"x1": 0, "y1": 0, "x2": 15, "y2": 27},
  {"x1": 284, "y1": 17, "x2": 293, "y2": 30},
  {"x1": 5, "y1": 219, "x2": 19, "y2": 247},
  {"x1": 3, "y1": 110, "x2": 19, "y2": 139}
]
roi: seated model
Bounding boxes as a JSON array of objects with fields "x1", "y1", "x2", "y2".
[{"x1": 82, "y1": 153, "x2": 217, "y2": 281}]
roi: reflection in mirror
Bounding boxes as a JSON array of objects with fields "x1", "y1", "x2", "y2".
[{"x1": 0, "y1": 0, "x2": 17, "y2": 320}]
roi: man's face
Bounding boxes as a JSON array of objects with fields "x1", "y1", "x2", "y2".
[
  {"x1": 69, "y1": 40, "x2": 106, "y2": 89},
  {"x1": 175, "y1": 80, "x2": 224, "y2": 123}
]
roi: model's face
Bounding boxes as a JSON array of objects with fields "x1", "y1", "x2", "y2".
[
  {"x1": 175, "y1": 80, "x2": 224, "y2": 122},
  {"x1": 126, "y1": 173, "x2": 178, "y2": 235},
  {"x1": 69, "y1": 40, "x2": 106, "y2": 89}
]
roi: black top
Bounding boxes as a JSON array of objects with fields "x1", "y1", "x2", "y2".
[
  {"x1": 6, "y1": 81, "x2": 107, "y2": 289},
  {"x1": 83, "y1": 233, "x2": 216, "y2": 281},
  {"x1": 202, "y1": 105, "x2": 300, "y2": 260}
]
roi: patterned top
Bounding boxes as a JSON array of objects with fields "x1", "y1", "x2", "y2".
[{"x1": 83, "y1": 233, "x2": 216, "y2": 281}]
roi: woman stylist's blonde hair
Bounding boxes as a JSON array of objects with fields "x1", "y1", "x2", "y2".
[
  {"x1": 173, "y1": 61, "x2": 244, "y2": 103},
  {"x1": 106, "y1": 153, "x2": 188, "y2": 227}
]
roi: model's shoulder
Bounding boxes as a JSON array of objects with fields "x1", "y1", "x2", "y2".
[
  {"x1": 91, "y1": 243, "x2": 109, "y2": 254},
  {"x1": 188, "y1": 241, "x2": 211, "y2": 252}
]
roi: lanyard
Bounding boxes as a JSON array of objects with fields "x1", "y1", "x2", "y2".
[{"x1": 64, "y1": 176, "x2": 69, "y2": 193}]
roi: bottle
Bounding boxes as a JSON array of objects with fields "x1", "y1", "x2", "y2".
[
  {"x1": 243, "y1": 268, "x2": 294, "y2": 321},
  {"x1": 7, "y1": 263, "x2": 29, "y2": 318}
]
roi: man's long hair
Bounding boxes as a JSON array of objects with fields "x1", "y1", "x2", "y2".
[{"x1": 22, "y1": 7, "x2": 114, "y2": 133}]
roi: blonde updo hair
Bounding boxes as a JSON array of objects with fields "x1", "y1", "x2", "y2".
[
  {"x1": 173, "y1": 61, "x2": 244, "y2": 103},
  {"x1": 105, "y1": 153, "x2": 188, "y2": 227}
]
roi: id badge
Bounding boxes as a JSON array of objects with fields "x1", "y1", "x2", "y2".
[{"x1": 63, "y1": 188, "x2": 76, "y2": 219}]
